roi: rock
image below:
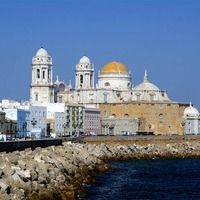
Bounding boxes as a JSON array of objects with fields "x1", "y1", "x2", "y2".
[
  {"x1": 0, "y1": 180, "x2": 10, "y2": 194},
  {"x1": 17, "y1": 159, "x2": 27, "y2": 170},
  {"x1": 38, "y1": 175, "x2": 48, "y2": 185},
  {"x1": 12, "y1": 173, "x2": 22, "y2": 183},
  {"x1": 34, "y1": 154, "x2": 45, "y2": 163},
  {"x1": 30, "y1": 169, "x2": 38, "y2": 181},
  {"x1": 16, "y1": 169, "x2": 31, "y2": 181}
]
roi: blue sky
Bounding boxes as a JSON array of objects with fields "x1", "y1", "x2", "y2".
[{"x1": 0, "y1": 0, "x2": 200, "y2": 108}]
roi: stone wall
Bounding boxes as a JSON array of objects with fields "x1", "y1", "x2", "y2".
[{"x1": 99, "y1": 102, "x2": 188, "y2": 135}]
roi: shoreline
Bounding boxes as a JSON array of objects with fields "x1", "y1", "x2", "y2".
[{"x1": 0, "y1": 140, "x2": 200, "y2": 199}]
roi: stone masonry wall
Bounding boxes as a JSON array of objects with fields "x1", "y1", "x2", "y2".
[{"x1": 99, "y1": 102, "x2": 188, "y2": 135}]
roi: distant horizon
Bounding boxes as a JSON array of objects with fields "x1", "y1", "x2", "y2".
[{"x1": 0, "y1": 0, "x2": 200, "y2": 109}]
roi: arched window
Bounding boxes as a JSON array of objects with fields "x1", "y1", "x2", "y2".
[
  {"x1": 150, "y1": 93, "x2": 155, "y2": 101},
  {"x1": 43, "y1": 71, "x2": 45, "y2": 79},
  {"x1": 37, "y1": 69, "x2": 40, "y2": 78},
  {"x1": 59, "y1": 83, "x2": 65, "y2": 92},
  {"x1": 136, "y1": 93, "x2": 141, "y2": 101},
  {"x1": 104, "y1": 82, "x2": 110, "y2": 87},
  {"x1": 80, "y1": 75, "x2": 83, "y2": 87},
  {"x1": 124, "y1": 114, "x2": 129, "y2": 118}
]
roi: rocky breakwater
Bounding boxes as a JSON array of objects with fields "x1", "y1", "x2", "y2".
[
  {"x1": 0, "y1": 141, "x2": 200, "y2": 199},
  {"x1": 0, "y1": 142, "x2": 109, "y2": 200}
]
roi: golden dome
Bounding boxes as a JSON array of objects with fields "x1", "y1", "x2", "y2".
[{"x1": 101, "y1": 61, "x2": 129, "y2": 75}]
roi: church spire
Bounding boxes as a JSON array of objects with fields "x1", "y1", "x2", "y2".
[
  {"x1": 56, "y1": 75, "x2": 59, "y2": 83},
  {"x1": 144, "y1": 69, "x2": 149, "y2": 82}
]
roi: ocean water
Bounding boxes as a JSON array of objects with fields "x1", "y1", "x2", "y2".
[{"x1": 82, "y1": 159, "x2": 200, "y2": 200}]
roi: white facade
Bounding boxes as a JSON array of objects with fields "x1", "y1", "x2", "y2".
[
  {"x1": 183, "y1": 103, "x2": 200, "y2": 135},
  {"x1": 30, "y1": 47, "x2": 54, "y2": 104},
  {"x1": 54, "y1": 112, "x2": 65, "y2": 136},
  {"x1": 29, "y1": 48, "x2": 171, "y2": 107},
  {"x1": 75, "y1": 56, "x2": 94, "y2": 90},
  {"x1": 29, "y1": 106, "x2": 47, "y2": 138},
  {"x1": 65, "y1": 59, "x2": 171, "y2": 105},
  {"x1": 83, "y1": 107, "x2": 101, "y2": 135}
]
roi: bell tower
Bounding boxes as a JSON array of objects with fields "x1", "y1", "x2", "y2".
[
  {"x1": 30, "y1": 47, "x2": 54, "y2": 103},
  {"x1": 75, "y1": 56, "x2": 94, "y2": 90}
]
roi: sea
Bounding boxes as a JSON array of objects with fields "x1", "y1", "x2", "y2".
[{"x1": 82, "y1": 158, "x2": 200, "y2": 200}]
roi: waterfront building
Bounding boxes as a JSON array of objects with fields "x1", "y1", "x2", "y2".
[
  {"x1": 17, "y1": 110, "x2": 30, "y2": 138},
  {"x1": 100, "y1": 102, "x2": 188, "y2": 135},
  {"x1": 83, "y1": 107, "x2": 101, "y2": 135},
  {"x1": 29, "y1": 106, "x2": 47, "y2": 138},
  {"x1": 0, "y1": 112, "x2": 7, "y2": 139},
  {"x1": 101, "y1": 117, "x2": 138, "y2": 135},
  {"x1": 29, "y1": 47, "x2": 190, "y2": 135},
  {"x1": 54, "y1": 112, "x2": 65, "y2": 136},
  {"x1": 64, "y1": 104, "x2": 84, "y2": 136},
  {"x1": 1, "y1": 108, "x2": 30, "y2": 138},
  {"x1": 183, "y1": 103, "x2": 200, "y2": 135}
]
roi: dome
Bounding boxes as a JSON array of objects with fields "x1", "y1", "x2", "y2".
[
  {"x1": 184, "y1": 103, "x2": 199, "y2": 118},
  {"x1": 35, "y1": 47, "x2": 49, "y2": 57},
  {"x1": 101, "y1": 61, "x2": 129, "y2": 75},
  {"x1": 79, "y1": 56, "x2": 91, "y2": 64},
  {"x1": 134, "y1": 82, "x2": 160, "y2": 91},
  {"x1": 134, "y1": 70, "x2": 160, "y2": 91}
]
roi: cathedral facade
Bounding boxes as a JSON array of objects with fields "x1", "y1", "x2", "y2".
[
  {"x1": 30, "y1": 47, "x2": 170, "y2": 105},
  {"x1": 30, "y1": 47, "x2": 189, "y2": 135}
]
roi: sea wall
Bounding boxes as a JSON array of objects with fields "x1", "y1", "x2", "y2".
[
  {"x1": 0, "y1": 141, "x2": 200, "y2": 199},
  {"x1": 0, "y1": 139, "x2": 62, "y2": 153}
]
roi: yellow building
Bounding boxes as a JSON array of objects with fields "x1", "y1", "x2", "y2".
[{"x1": 99, "y1": 102, "x2": 188, "y2": 135}]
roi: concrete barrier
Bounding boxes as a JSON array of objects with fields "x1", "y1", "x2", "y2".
[{"x1": 0, "y1": 138, "x2": 62, "y2": 152}]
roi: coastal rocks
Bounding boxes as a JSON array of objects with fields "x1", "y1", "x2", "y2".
[{"x1": 0, "y1": 140, "x2": 200, "y2": 199}]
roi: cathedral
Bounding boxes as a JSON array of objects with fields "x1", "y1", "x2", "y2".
[
  {"x1": 30, "y1": 47, "x2": 190, "y2": 135},
  {"x1": 30, "y1": 47, "x2": 170, "y2": 106}
]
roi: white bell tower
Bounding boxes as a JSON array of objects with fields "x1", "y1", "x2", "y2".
[
  {"x1": 75, "y1": 56, "x2": 94, "y2": 90},
  {"x1": 30, "y1": 47, "x2": 54, "y2": 103}
]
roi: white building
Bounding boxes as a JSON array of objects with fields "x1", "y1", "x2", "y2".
[
  {"x1": 83, "y1": 107, "x2": 101, "y2": 135},
  {"x1": 30, "y1": 47, "x2": 171, "y2": 106},
  {"x1": 183, "y1": 103, "x2": 200, "y2": 135},
  {"x1": 30, "y1": 47, "x2": 54, "y2": 104},
  {"x1": 29, "y1": 106, "x2": 47, "y2": 138}
]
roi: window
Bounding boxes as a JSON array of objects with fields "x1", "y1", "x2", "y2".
[
  {"x1": 159, "y1": 113, "x2": 163, "y2": 124},
  {"x1": 103, "y1": 93, "x2": 108, "y2": 103},
  {"x1": 43, "y1": 71, "x2": 45, "y2": 79},
  {"x1": 37, "y1": 69, "x2": 40, "y2": 78},
  {"x1": 58, "y1": 96, "x2": 63, "y2": 103},
  {"x1": 104, "y1": 82, "x2": 110, "y2": 87},
  {"x1": 136, "y1": 93, "x2": 141, "y2": 101},
  {"x1": 150, "y1": 93, "x2": 155, "y2": 101},
  {"x1": 80, "y1": 75, "x2": 83, "y2": 88},
  {"x1": 35, "y1": 94, "x2": 38, "y2": 101}
]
